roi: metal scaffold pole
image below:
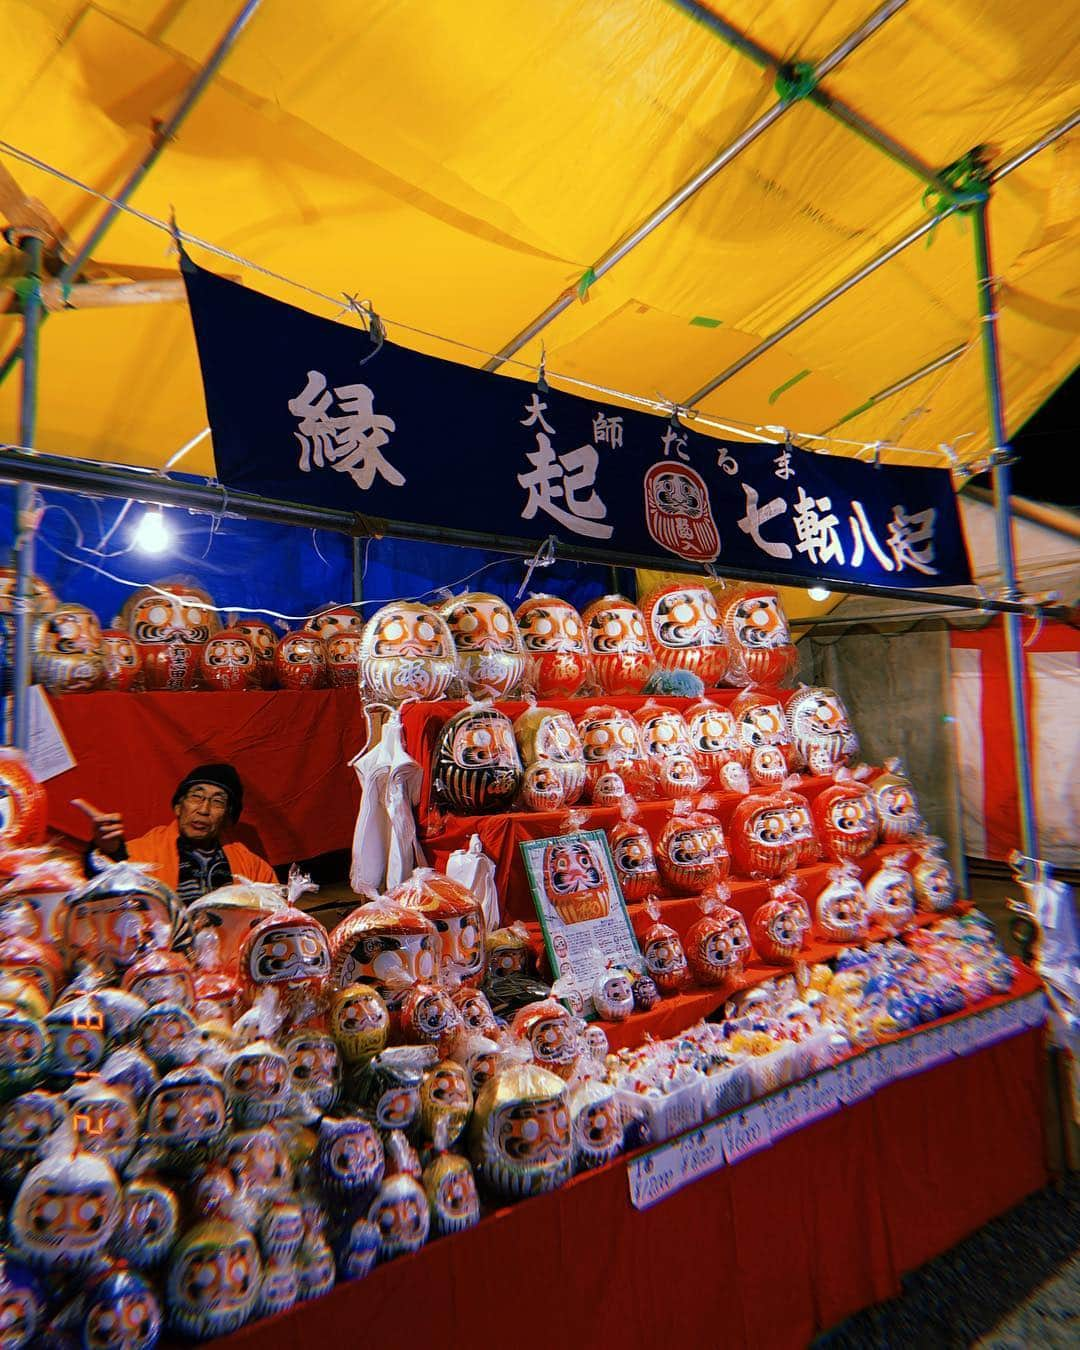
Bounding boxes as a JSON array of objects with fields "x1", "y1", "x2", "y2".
[
  {"x1": 971, "y1": 190, "x2": 1040, "y2": 861},
  {"x1": 8, "y1": 233, "x2": 45, "y2": 748}
]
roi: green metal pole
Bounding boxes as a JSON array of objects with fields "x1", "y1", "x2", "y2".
[
  {"x1": 971, "y1": 192, "x2": 1039, "y2": 860},
  {"x1": 10, "y1": 233, "x2": 44, "y2": 749}
]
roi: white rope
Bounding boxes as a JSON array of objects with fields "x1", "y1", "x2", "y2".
[{"x1": 0, "y1": 138, "x2": 961, "y2": 466}]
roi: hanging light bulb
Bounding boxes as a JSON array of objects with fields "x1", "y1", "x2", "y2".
[
  {"x1": 807, "y1": 586, "x2": 831, "y2": 603},
  {"x1": 134, "y1": 508, "x2": 171, "y2": 555}
]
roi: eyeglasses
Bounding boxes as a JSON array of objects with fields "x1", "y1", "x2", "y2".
[{"x1": 184, "y1": 790, "x2": 230, "y2": 812}]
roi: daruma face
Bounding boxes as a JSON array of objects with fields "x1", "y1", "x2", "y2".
[
  {"x1": 199, "y1": 630, "x2": 258, "y2": 691},
  {"x1": 360, "y1": 602, "x2": 457, "y2": 702},
  {"x1": 641, "y1": 583, "x2": 728, "y2": 684},
  {"x1": 581, "y1": 595, "x2": 652, "y2": 695}
]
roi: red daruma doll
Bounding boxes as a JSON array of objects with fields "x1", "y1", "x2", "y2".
[
  {"x1": 274, "y1": 629, "x2": 328, "y2": 689},
  {"x1": 656, "y1": 799, "x2": 729, "y2": 895},
  {"x1": 515, "y1": 595, "x2": 591, "y2": 698},
  {"x1": 718, "y1": 583, "x2": 798, "y2": 688},
  {"x1": 635, "y1": 898, "x2": 689, "y2": 994},
  {"x1": 640, "y1": 581, "x2": 729, "y2": 686},
  {"x1": 100, "y1": 630, "x2": 144, "y2": 692},
  {"x1": 199, "y1": 629, "x2": 259, "y2": 691},
  {"x1": 685, "y1": 888, "x2": 752, "y2": 986},
  {"x1": 812, "y1": 772, "x2": 880, "y2": 862},
  {"x1": 607, "y1": 797, "x2": 660, "y2": 902},
  {"x1": 580, "y1": 595, "x2": 653, "y2": 695},
  {"x1": 750, "y1": 881, "x2": 811, "y2": 964},
  {"x1": 232, "y1": 618, "x2": 278, "y2": 689},
  {"x1": 632, "y1": 702, "x2": 703, "y2": 798},
  {"x1": 120, "y1": 581, "x2": 221, "y2": 691},
  {"x1": 731, "y1": 687, "x2": 794, "y2": 788}
]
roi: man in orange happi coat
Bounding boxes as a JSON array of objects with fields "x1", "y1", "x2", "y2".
[{"x1": 81, "y1": 762, "x2": 275, "y2": 904}]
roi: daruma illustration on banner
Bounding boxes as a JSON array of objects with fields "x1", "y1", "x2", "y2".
[{"x1": 643, "y1": 462, "x2": 721, "y2": 563}]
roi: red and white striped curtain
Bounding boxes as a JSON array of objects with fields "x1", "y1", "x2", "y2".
[{"x1": 950, "y1": 618, "x2": 1079, "y2": 867}]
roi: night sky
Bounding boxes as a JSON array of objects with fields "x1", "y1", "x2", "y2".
[{"x1": 969, "y1": 367, "x2": 1079, "y2": 509}]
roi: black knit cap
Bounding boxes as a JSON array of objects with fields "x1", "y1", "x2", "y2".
[{"x1": 172, "y1": 763, "x2": 243, "y2": 822}]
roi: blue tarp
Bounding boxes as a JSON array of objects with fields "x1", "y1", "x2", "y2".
[{"x1": 1, "y1": 485, "x2": 628, "y2": 635}]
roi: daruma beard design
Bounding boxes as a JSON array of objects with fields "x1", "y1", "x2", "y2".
[{"x1": 643, "y1": 462, "x2": 721, "y2": 563}]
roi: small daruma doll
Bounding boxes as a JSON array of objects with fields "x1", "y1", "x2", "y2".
[
  {"x1": 31, "y1": 602, "x2": 105, "y2": 692},
  {"x1": 607, "y1": 799, "x2": 660, "y2": 902},
  {"x1": 685, "y1": 698, "x2": 750, "y2": 793},
  {"x1": 640, "y1": 582, "x2": 729, "y2": 686},
  {"x1": 514, "y1": 706, "x2": 587, "y2": 809},
  {"x1": 308, "y1": 604, "x2": 363, "y2": 641},
  {"x1": 324, "y1": 631, "x2": 363, "y2": 689},
  {"x1": 731, "y1": 687, "x2": 794, "y2": 787},
  {"x1": 719, "y1": 583, "x2": 798, "y2": 688},
  {"x1": 636, "y1": 901, "x2": 690, "y2": 993},
  {"x1": 274, "y1": 629, "x2": 327, "y2": 689},
  {"x1": 387, "y1": 870, "x2": 486, "y2": 987},
  {"x1": 729, "y1": 792, "x2": 801, "y2": 878},
  {"x1": 786, "y1": 685, "x2": 859, "y2": 776},
  {"x1": 359, "y1": 601, "x2": 457, "y2": 704},
  {"x1": 633, "y1": 702, "x2": 702, "y2": 797},
  {"x1": 814, "y1": 865, "x2": 871, "y2": 943},
  {"x1": 232, "y1": 618, "x2": 277, "y2": 688},
  {"x1": 912, "y1": 840, "x2": 957, "y2": 914},
  {"x1": 200, "y1": 628, "x2": 260, "y2": 692},
  {"x1": 165, "y1": 1219, "x2": 262, "y2": 1339},
  {"x1": 469, "y1": 1062, "x2": 572, "y2": 1199},
  {"x1": 750, "y1": 888, "x2": 811, "y2": 964},
  {"x1": 0, "y1": 750, "x2": 48, "y2": 850},
  {"x1": 239, "y1": 907, "x2": 332, "y2": 1026},
  {"x1": 581, "y1": 594, "x2": 653, "y2": 695},
  {"x1": 100, "y1": 629, "x2": 143, "y2": 692},
  {"x1": 329, "y1": 901, "x2": 440, "y2": 1011},
  {"x1": 576, "y1": 704, "x2": 653, "y2": 799},
  {"x1": 812, "y1": 777, "x2": 880, "y2": 862},
  {"x1": 11, "y1": 1142, "x2": 122, "y2": 1272},
  {"x1": 656, "y1": 803, "x2": 729, "y2": 895},
  {"x1": 120, "y1": 581, "x2": 220, "y2": 691},
  {"x1": 872, "y1": 759, "x2": 923, "y2": 843},
  {"x1": 433, "y1": 706, "x2": 523, "y2": 814},
  {"x1": 440, "y1": 591, "x2": 526, "y2": 699},
  {"x1": 514, "y1": 595, "x2": 590, "y2": 698},
  {"x1": 685, "y1": 894, "x2": 752, "y2": 985}
]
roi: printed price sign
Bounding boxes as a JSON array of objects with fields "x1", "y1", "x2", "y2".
[
  {"x1": 765, "y1": 1081, "x2": 814, "y2": 1142},
  {"x1": 718, "y1": 1102, "x2": 774, "y2": 1164},
  {"x1": 803, "y1": 1070, "x2": 842, "y2": 1123},
  {"x1": 678, "y1": 1123, "x2": 726, "y2": 1186},
  {"x1": 627, "y1": 1143, "x2": 686, "y2": 1211},
  {"x1": 838, "y1": 1053, "x2": 877, "y2": 1104}
]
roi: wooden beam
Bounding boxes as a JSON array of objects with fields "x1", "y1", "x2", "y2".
[{"x1": 0, "y1": 162, "x2": 67, "y2": 254}]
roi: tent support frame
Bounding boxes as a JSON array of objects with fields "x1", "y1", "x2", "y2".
[
  {"x1": 8, "y1": 233, "x2": 44, "y2": 748},
  {"x1": 0, "y1": 442, "x2": 1067, "y2": 623},
  {"x1": 972, "y1": 190, "x2": 1040, "y2": 860},
  {"x1": 481, "y1": 0, "x2": 909, "y2": 373},
  {"x1": 0, "y1": 0, "x2": 263, "y2": 387}
]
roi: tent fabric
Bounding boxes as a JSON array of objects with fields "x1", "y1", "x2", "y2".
[
  {"x1": 0, "y1": 0, "x2": 1078, "y2": 483},
  {"x1": 950, "y1": 617, "x2": 1080, "y2": 868}
]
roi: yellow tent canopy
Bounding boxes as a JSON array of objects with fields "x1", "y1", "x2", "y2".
[{"x1": 0, "y1": 0, "x2": 1077, "y2": 493}]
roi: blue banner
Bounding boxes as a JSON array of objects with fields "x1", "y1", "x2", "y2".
[{"x1": 182, "y1": 256, "x2": 971, "y2": 588}]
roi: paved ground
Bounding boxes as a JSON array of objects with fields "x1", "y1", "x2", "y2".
[{"x1": 815, "y1": 1174, "x2": 1080, "y2": 1349}]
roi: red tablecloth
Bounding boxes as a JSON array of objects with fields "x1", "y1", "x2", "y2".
[
  {"x1": 202, "y1": 979, "x2": 1048, "y2": 1350},
  {"x1": 43, "y1": 688, "x2": 366, "y2": 867}
]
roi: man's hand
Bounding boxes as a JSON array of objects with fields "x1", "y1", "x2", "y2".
[{"x1": 71, "y1": 798, "x2": 126, "y2": 858}]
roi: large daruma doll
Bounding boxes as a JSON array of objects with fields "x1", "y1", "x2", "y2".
[
  {"x1": 32, "y1": 603, "x2": 105, "y2": 693},
  {"x1": 515, "y1": 595, "x2": 590, "y2": 698},
  {"x1": 641, "y1": 582, "x2": 729, "y2": 686},
  {"x1": 387, "y1": 870, "x2": 486, "y2": 988},
  {"x1": 786, "y1": 685, "x2": 859, "y2": 776},
  {"x1": 580, "y1": 595, "x2": 653, "y2": 695},
  {"x1": 719, "y1": 583, "x2": 798, "y2": 688},
  {"x1": 434, "y1": 706, "x2": 522, "y2": 814},
  {"x1": 440, "y1": 592, "x2": 526, "y2": 700},
  {"x1": 359, "y1": 601, "x2": 457, "y2": 704},
  {"x1": 120, "y1": 582, "x2": 220, "y2": 691}
]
